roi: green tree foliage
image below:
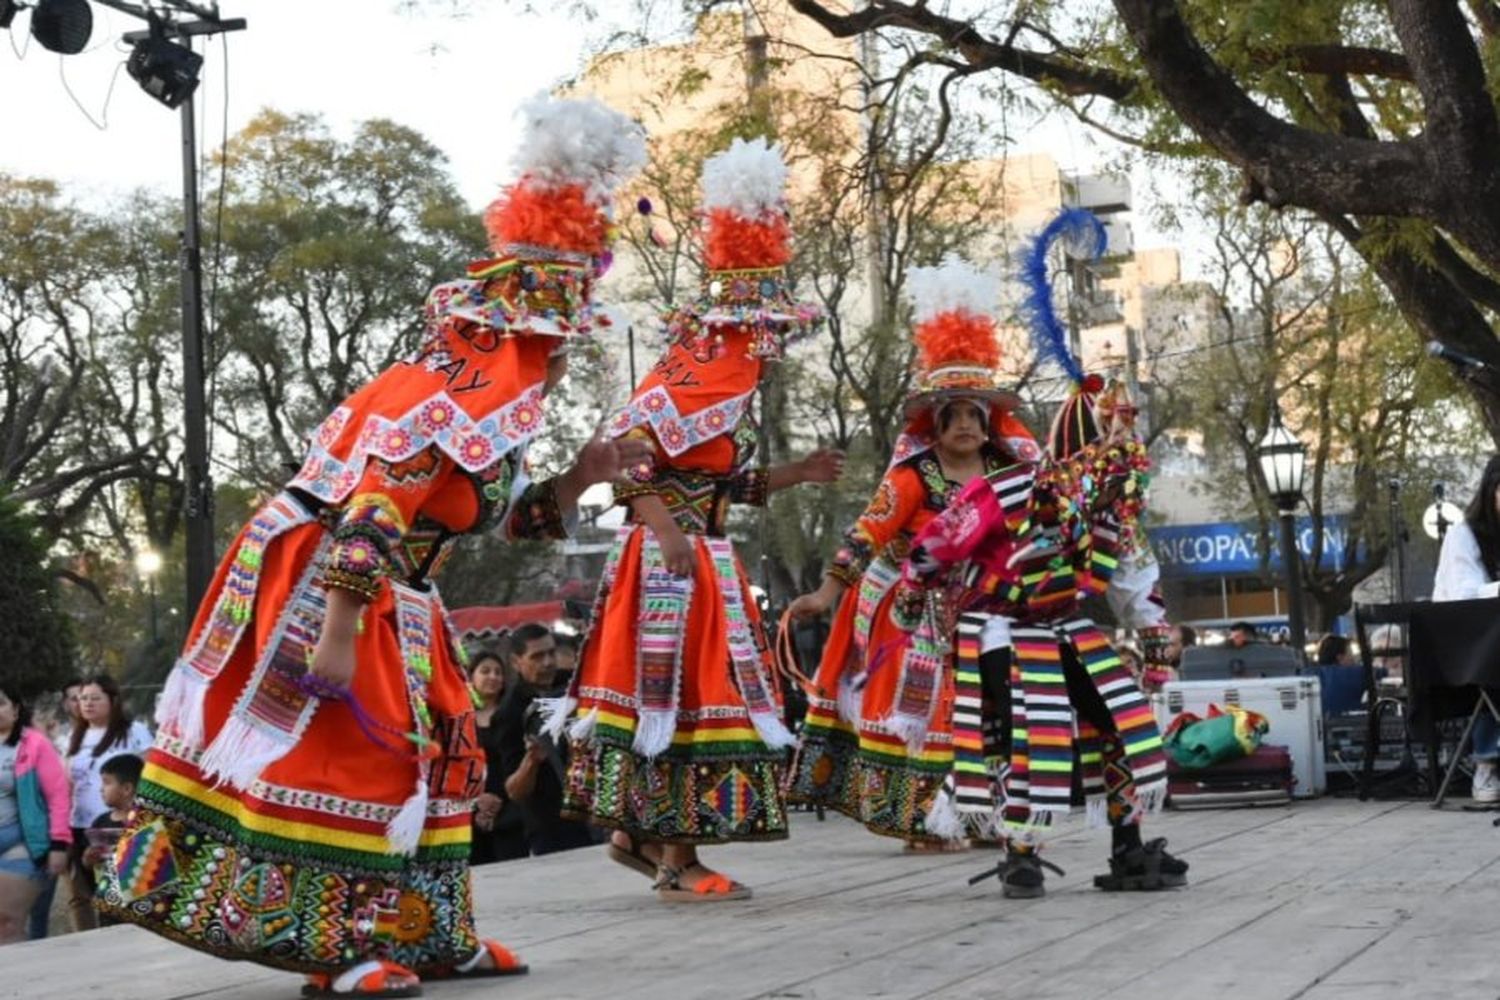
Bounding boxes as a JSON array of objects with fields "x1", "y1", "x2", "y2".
[
  {"x1": 209, "y1": 110, "x2": 485, "y2": 488},
  {"x1": 1169, "y1": 171, "x2": 1484, "y2": 624},
  {"x1": 784, "y1": 0, "x2": 1500, "y2": 442},
  {"x1": 0, "y1": 496, "x2": 75, "y2": 696}
]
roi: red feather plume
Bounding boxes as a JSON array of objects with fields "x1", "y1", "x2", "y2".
[
  {"x1": 485, "y1": 178, "x2": 609, "y2": 256},
  {"x1": 704, "y1": 208, "x2": 792, "y2": 271},
  {"x1": 913, "y1": 311, "x2": 1001, "y2": 370}
]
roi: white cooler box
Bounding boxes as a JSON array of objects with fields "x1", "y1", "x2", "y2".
[{"x1": 1151, "y1": 676, "x2": 1326, "y2": 798}]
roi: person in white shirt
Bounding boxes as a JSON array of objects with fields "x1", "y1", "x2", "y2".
[
  {"x1": 1432, "y1": 454, "x2": 1500, "y2": 803},
  {"x1": 62, "y1": 675, "x2": 151, "y2": 930}
]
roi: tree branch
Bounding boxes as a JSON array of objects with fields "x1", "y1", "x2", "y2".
[{"x1": 786, "y1": 0, "x2": 1137, "y2": 99}]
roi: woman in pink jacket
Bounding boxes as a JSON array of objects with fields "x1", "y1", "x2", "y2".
[{"x1": 0, "y1": 680, "x2": 70, "y2": 944}]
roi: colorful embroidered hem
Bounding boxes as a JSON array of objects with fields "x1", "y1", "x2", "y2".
[
  {"x1": 787, "y1": 725, "x2": 950, "y2": 841},
  {"x1": 98, "y1": 751, "x2": 477, "y2": 975},
  {"x1": 563, "y1": 743, "x2": 787, "y2": 845}
]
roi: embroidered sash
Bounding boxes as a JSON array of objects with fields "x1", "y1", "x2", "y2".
[
  {"x1": 708, "y1": 537, "x2": 794, "y2": 750},
  {"x1": 632, "y1": 532, "x2": 694, "y2": 758},
  {"x1": 156, "y1": 493, "x2": 315, "y2": 746},
  {"x1": 1001, "y1": 618, "x2": 1166, "y2": 838},
  {"x1": 198, "y1": 535, "x2": 333, "y2": 790}
]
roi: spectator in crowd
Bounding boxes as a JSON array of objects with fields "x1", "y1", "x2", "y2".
[
  {"x1": 1227, "y1": 621, "x2": 1258, "y2": 648},
  {"x1": 27, "y1": 677, "x2": 85, "y2": 939},
  {"x1": 1313, "y1": 634, "x2": 1366, "y2": 716},
  {"x1": 64, "y1": 675, "x2": 151, "y2": 931},
  {"x1": 498, "y1": 623, "x2": 594, "y2": 856},
  {"x1": 81, "y1": 753, "x2": 143, "y2": 928},
  {"x1": 51, "y1": 680, "x2": 83, "y2": 756},
  {"x1": 0, "y1": 682, "x2": 69, "y2": 946},
  {"x1": 1164, "y1": 624, "x2": 1196, "y2": 670},
  {"x1": 468, "y1": 651, "x2": 528, "y2": 865},
  {"x1": 1118, "y1": 644, "x2": 1171, "y2": 695},
  {"x1": 552, "y1": 633, "x2": 579, "y2": 690},
  {"x1": 1433, "y1": 453, "x2": 1500, "y2": 803},
  {"x1": 1316, "y1": 635, "x2": 1356, "y2": 667}
]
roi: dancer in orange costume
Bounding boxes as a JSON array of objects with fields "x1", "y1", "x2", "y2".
[
  {"x1": 98, "y1": 97, "x2": 649, "y2": 998},
  {"x1": 785, "y1": 257, "x2": 1038, "y2": 845},
  {"x1": 550, "y1": 138, "x2": 842, "y2": 901}
]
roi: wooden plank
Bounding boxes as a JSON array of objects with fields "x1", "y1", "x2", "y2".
[{"x1": 3, "y1": 800, "x2": 1491, "y2": 1000}]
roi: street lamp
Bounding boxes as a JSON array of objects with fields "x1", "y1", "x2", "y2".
[
  {"x1": 1257, "y1": 405, "x2": 1308, "y2": 660},
  {"x1": 135, "y1": 548, "x2": 163, "y2": 648}
]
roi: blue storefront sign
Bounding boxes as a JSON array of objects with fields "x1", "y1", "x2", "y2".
[{"x1": 1148, "y1": 516, "x2": 1349, "y2": 578}]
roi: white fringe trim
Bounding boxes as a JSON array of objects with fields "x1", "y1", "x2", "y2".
[
  {"x1": 537, "y1": 695, "x2": 577, "y2": 743},
  {"x1": 155, "y1": 664, "x2": 207, "y2": 750},
  {"x1": 632, "y1": 709, "x2": 676, "y2": 759},
  {"x1": 1136, "y1": 778, "x2": 1168, "y2": 817},
  {"x1": 923, "y1": 787, "x2": 967, "y2": 842},
  {"x1": 1086, "y1": 793, "x2": 1109, "y2": 829},
  {"x1": 883, "y1": 711, "x2": 930, "y2": 755},
  {"x1": 748, "y1": 709, "x2": 797, "y2": 752},
  {"x1": 836, "y1": 676, "x2": 864, "y2": 725},
  {"x1": 385, "y1": 779, "x2": 428, "y2": 857},
  {"x1": 568, "y1": 707, "x2": 599, "y2": 743},
  {"x1": 198, "y1": 715, "x2": 295, "y2": 790}
]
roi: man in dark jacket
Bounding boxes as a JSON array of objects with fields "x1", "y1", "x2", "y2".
[{"x1": 497, "y1": 623, "x2": 595, "y2": 856}]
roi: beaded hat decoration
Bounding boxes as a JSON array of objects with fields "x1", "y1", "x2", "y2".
[
  {"x1": 424, "y1": 95, "x2": 647, "y2": 343},
  {"x1": 664, "y1": 137, "x2": 822, "y2": 361}
]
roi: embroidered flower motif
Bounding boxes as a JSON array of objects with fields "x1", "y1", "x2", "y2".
[
  {"x1": 379, "y1": 428, "x2": 415, "y2": 458},
  {"x1": 510, "y1": 399, "x2": 541, "y2": 432},
  {"x1": 660, "y1": 421, "x2": 688, "y2": 452},
  {"x1": 643, "y1": 390, "x2": 668, "y2": 413},
  {"x1": 316, "y1": 411, "x2": 346, "y2": 448},
  {"x1": 458, "y1": 434, "x2": 494, "y2": 467},
  {"x1": 420, "y1": 400, "x2": 455, "y2": 432}
]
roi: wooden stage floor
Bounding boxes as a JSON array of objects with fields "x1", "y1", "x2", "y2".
[{"x1": 6, "y1": 797, "x2": 1499, "y2": 1000}]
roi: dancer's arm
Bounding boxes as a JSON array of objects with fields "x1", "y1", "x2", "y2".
[
  {"x1": 788, "y1": 465, "x2": 921, "y2": 619},
  {"x1": 629, "y1": 494, "x2": 695, "y2": 577},
  {"x1": 763, "y1": 448, "x2": 845, "y2": 495}
]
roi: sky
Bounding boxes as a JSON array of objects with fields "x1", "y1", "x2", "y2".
[
  {"x1": 0, "y1": 1, "x2": 582, "y2": 209},
  {"x1": 0, "y1": 0, "x2": 1191, "y2": 269}
]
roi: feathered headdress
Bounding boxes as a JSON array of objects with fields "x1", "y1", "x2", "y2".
[
  {"x1": 665, "y1": 137, "x2": 822, "y2": 360},
  {"x1": 887, "y1": 255, "x2": 1036, "y2": 468},
  {"x1": 904, "y1": 255, "x2": 1011, "y2": 413},
  {"x1": 1022, "y1": 208, "x2": 1150, "y2": 539},
  {"x1": 1018, "y1": 207, "x2": 1110, "y2": 459},
  {"x1": 425, "y1": 95, "x2": 647, "y2": 342}
]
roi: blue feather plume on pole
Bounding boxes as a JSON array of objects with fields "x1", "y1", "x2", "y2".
[{"x1": 1020, "y1": 207, "x2": 1108, "y2": 385}]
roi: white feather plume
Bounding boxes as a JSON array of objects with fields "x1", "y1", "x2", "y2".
[
  {"x1": 512, "y1": 93, "x2": 647, "y2": 204},
  {"x1": 906, "y1": 254, "x2": 995, "y2": 323},
  {"x1": 701, "y1": 136, "x2": 787, "y2": 219}
]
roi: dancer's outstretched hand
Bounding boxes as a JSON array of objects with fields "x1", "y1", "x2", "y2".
[
  {"x1": 798, "y1": 448, "x2": 846, "y2": 484},
  {"x1": 574, "y1": 432, "x2": 653, "y2": 485},
  {"x1": 787, "y1": 578, "x2": 843, "y2": 620}
]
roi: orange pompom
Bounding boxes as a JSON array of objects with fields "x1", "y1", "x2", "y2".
[
  {"x1": 704, "y1": 208, "x2": 792, "y2": 270},
  {"x1": 485, "y1": 178, "x2": 609, "y2": 256},
  {"x1": 913, "y1": 311, "x2": 1001, "y2": 370}
]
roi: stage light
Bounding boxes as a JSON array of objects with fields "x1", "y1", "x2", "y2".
[
  {"x1": 126, "y1": 31, "x2": 203, "y2": 109},
  {"x1": 29, "y1": 0, "x2": 91, "y2": 54},
  {"x1": 0, "y1": 1, "x2": 22, "y2": 31}
]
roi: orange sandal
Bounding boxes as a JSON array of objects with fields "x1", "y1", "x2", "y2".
[
  {"x1": 653, "y1": 863, "x2": 752, "y2": 902},
  {"x1": 426, "y1": 939, "x2": 529, "y2": 980},
  {"x1": 302, "y1": 960, "x2": 421, "y2": 998}
]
